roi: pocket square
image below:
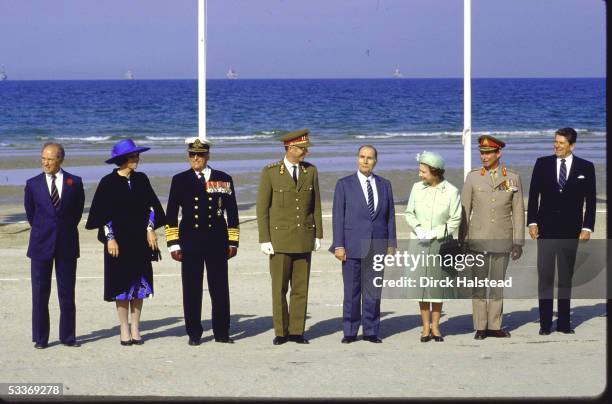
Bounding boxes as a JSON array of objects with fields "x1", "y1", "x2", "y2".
[{"x1": 577, "y1": 175, "x2": 585, "y2": 179}]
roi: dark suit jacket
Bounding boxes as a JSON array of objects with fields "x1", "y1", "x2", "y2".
[
  {"x1": 24, "y1": 170, "x2": 85, "y2": 260},
  {"x1": 527, "y1": 154, "x2": 596, "y2": 238},
  {"x1": 329, "y1": 173, "x2": 397, "y2": 259}
]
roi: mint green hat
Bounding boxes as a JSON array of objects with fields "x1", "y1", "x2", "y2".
[{"x1": 416, "y1": 151, "x2": 445, "y2": 170}]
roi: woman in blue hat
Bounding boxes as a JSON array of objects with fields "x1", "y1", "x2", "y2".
[
  {"x1": 404, "y1": 151, "x2": 462, "y2": 342},
  {"x1": 86, "y1": 139, "x2": 165, "y2": 345}
]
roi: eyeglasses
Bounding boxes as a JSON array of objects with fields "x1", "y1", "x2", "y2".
[{"x1": 189, "y1": 152, "x2": 209, "y2": 158}]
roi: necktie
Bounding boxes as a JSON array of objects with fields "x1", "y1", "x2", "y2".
[
  {"x1": 198, "y1": 172, "x2": 207, "y2": 189},
  {"x1": 292, "y1": 165, "x2": 298, "y2": 184},
  {"x1": 50, "y1": 174, "x2": 60, "y2": 209},
  {"x1": 366, "y1": 179, "x2": 375, "y2": 218},
  {"x1": 489, "y1": 169, "x2": 497, "y2": 186},
  {"x1": 559, "y1": 159, "x2": 567, "y2": 190}
]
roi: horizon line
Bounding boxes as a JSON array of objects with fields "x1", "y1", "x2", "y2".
[{"x1": 1, "y1": 76, "x2": 605, "y2": 81}]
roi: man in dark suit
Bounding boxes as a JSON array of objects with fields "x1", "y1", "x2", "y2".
[
  {"x1": 165, "y1": 138, "x2": 239, "y2": 345},
  {"x1": 24, "y1": 142, "x2": 85, "y2": 349},
  {"x1": 329, "y1": 145, "x2": 397, "y2": 343},
  {"x1": 527, "y1": 128, "x2": 596, "y2": 335}
]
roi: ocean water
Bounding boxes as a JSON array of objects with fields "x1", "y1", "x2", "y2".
[{"x1": 0, "y1": 78, "x2": 605, "y2": 150}]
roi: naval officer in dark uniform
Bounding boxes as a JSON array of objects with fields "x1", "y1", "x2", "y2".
[
  {"x1": 165, "y1": 138, "x2": 239, "y2": 345},
  {"x1": 256, "y1": 129, "x2": 323, "y2": 345}
]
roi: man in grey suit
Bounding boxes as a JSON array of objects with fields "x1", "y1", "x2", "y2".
[
  {"x1": 329, "y1": 145, "x2": 397, "y2": 343},
  {"x1": 460, "y1": 135, "x2": 524, "y2": 340}
]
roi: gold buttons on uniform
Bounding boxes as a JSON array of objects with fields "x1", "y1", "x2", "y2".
[
  {"x1": 194, "y1": 205, "x2": 199, "y2": 210},
  {"x1": 208, "y1": 224, "x2": 212, "y2": 228},
  {"x1": 195, "y1": 224, "x2": 199, "y2": 228},
  {"x1": 195, "y1": 215, "x2": 199, "y2": 218},
  {"x1": 491, "y1": 198, "x2": 496, "y2": 202},
  {"x1": 209, "y1": 206, "x2": 212, "y2": 210},
  {"x1": 208, "y1": 215, "x2": 211, "y2": 218},
  {"x1": 297, "y1": 224, "x2": 301, "y2": 227},
  {"x1": 208, "y1": 197, "x2": 212, "y2": 201},
  {"x1": 297, "y1": 215, "x2": 300, "y2": 218},
  {"x1": 296, "y1": 207, "x2": 300, "y2": 210},
  {"x1": 296, "y1": 198, "x2": 299, "y2": 201},
  {"x1": 194, "y1": 197, "x2": 199, "y2": 201}
]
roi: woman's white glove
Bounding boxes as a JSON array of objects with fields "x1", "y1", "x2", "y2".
[
  {"x1": 260, "y1": 242, "x2": 275, "y2": 255},
  {"x1": 414, "y1": 226, "x2": 427, "y2": 240},
  {"x1": 314, "y1": 238, "x2": 321, "y2": 251}
]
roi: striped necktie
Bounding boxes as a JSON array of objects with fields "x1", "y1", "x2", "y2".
[
  {"x1": 50, "y1": 174, "x2": 60, "y2": 209},
  {"x1": 559, "y1": 159, "x2": 567, "y2": 190},
  {"x1": 366, "y1": 179, "x2": 375, "y2": 218}
]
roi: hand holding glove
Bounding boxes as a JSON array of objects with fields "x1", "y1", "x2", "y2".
[
  {"x1": 414, "y1": 226, "x2": 427, "y2": 240},
  {"x1": 260, "y1": 242, "x2": 275, "y2": 255}
]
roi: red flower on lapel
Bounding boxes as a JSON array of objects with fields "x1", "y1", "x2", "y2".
[{"x1": 66, "y1": 178, "x2": 73, "y2": 187}]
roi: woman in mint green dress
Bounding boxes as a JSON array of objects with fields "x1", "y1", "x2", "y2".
[{"x1": 405, "y1": 151, "x2": 461, "y2": 342}]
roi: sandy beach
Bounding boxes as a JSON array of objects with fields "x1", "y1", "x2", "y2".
[{"x1": 0, "y1": 157, "x2": 607, "y2": 399}]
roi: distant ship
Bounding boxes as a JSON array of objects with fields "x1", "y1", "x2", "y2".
[
  {"x1": 392, "y1": 65, "x2": 403, "y2": 78},
  {"x1": 0, "y1": 65, "x2": 7, "y2": 81},
  {"x1": 124, "y1": 70, "x2": 134, "y2": 80},
  {"x1": 226, "y1": 67, "x2": 238, "y2": 79}
]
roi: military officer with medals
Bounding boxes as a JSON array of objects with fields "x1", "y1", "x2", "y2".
[
  {"x1": 165, "y1": 138, "x2": 239, "y2": 345},
  {"x1": 459, "y1": 135, "x2": 525, "y2": 340},
  {"x1": 256, "y1": 129, "x2": 323, "y2": 345}
]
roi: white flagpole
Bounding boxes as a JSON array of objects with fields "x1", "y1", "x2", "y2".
[
  {"x1": 198, "y1": 0, "x2": 207, "y2": 140},
  {"x1": 463, "y1": 0, "x2": 472, "y2": 179}
]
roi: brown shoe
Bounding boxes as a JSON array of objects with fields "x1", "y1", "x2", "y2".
[
  {"x1": 474, "y1": 330, "x2": 487, "y2": 340},
  {"x1": 486, "y1": 329, "x2": 511, "y2": 338}
]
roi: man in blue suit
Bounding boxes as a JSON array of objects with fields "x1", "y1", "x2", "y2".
[
  {"x1": 329, "y1": 145, "x2": 397, "y2": 343},
  {"x1": 527, "y1": 128, "x2": 596, "y2": 335},
  {"x1": 24, "y1": 143, "x2": 85, "y2": 349}
]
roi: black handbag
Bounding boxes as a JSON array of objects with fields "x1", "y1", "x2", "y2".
[
  {"x1": 151, "y1": 247, "x2": 162, "y2": 262},
  {"x1": 439, "y1": 224, "x2": 461, "y2": 271}
]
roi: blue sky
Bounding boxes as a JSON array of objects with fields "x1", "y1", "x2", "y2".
[{"x1": 0, "y1": 0, "x2": 605, "y2": 79}]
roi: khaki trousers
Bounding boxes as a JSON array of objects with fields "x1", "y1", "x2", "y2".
[
  {"x1": 471, "y1": 252, "x2": 510, "y2": 331},
  {"x1": 269, "y1": 252, "x2": 312, "y2": 336}
]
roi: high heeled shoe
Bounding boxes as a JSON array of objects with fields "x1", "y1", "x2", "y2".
[
  {"x1": 420, "y1": 332, "x2": 432, "y2": 343},
  {"x1": 120, "y1": 339, "x2": 133, "y2": 346}
]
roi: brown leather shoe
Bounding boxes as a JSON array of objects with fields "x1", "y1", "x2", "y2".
[
  {"x1": 474, "y1": 330, "x2": 487, "y2": 340},
  {"x1": 486, "y1": 329, "x2": 511, "y2": 338}
]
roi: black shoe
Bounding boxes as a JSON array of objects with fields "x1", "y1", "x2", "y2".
[
  {"x1": 432, "y1": 334, "x2": 444, "y2": 342},
  {"x1": 557, "y1": 328, "x2": 575, "y2": 334},
  {"x1": 474, "y1": 330, "x2": 487, "y2": 340},
  {"x1": 120, "y1": 339, "x2": 133, "y2": 346},
  {"x1": 341, "y1": 336, "x2": 357, "y2": 344},
  {"x1": 188, "y1": 338, "x2": 201, "y2": 346},
  {"x1": 34, "y1": 342, "x2": 48, "y2": 349},
  {"x1": 486, "y1": 329, "x2": 511, "y2": 338},
  {"x1": 420, "y1": 333, "x2": 432, "y2": 343},
  {"x1": 131, "y1": 339, "x2": 144, "y2": 345},
  {"x1": 62, "y1": 341, "x2": 81, "y2": 347},
  {"x1": 288, "y1": 334, "x2": 309, "y2": 344},
  {"x1": 215, "y1": 337, "x2": 234, "y2": 343},
  {"x1": 539, "y1": 328, "x2": 552, "y2": 335},
  {"x1": 363, "y1": 335, "x2": 382, "y2": 343},
  {"x1": 273, "y1": 336, "x2": 288, "y2": 345}
]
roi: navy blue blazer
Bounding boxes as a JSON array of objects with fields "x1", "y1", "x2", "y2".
[
  {"x1": 24, "y1": 171, "x2": 85, "y2": 260},
  {"x1": 527, "y1": 154, "x2": 596, "y2": 238},
  {"x1": 329, "y1": 173, "x2": 397, "y2": 259}
]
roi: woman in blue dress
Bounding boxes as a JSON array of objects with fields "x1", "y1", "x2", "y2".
[{"x1": 86, "y1": 139, "x2": 165, "y2": 345}]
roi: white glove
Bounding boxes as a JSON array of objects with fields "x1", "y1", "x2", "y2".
[
  {"x1": 414, "y1": 226, "x2": 427, "y2": 240},
  {"x1": 314, "y1": 238, "x2": 321, "y2": 251},
  {"x1": 425, "y1": 230, "x2": 437, "y2": 240},
  {"x1": 260, "y1": 242, "x2": 275, "y2": 255}
]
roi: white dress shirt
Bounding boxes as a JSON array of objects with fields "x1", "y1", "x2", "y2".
[
  {"x1": 194, "y1": 166, "x2": 211, "y2": 182},
  {"x1": 357, "y1": 171, "x2": 378, "y2": 211},
  {"x1": 283, "y1": 158, "x2": 299, "y2": 181},
  {"x1": 45, "y1": 169, "x2": 63, "y2": 199}
]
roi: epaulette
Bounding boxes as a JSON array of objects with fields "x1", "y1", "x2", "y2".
[
  {"x1": 501, "y1": 166, "x2": 507, "y2": 177},
  {"x1": 266, "y1": 161, "x2": 282, "y2": 169},
  {"x1": 479, "y1": 167, "x2": 486, "y2": 176}
]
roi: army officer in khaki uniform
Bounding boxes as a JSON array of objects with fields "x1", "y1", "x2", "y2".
[
  {"x1": 459, "y1": 135, "x2": 524, "y2": 340},
  {"x1": 256, "y1": 129, "x2": 323, "y2": 345}
]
